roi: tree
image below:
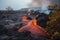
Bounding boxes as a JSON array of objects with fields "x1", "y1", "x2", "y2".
[
  {"x1": 5, "y1": 6, "x2": 13, "y2": 14},
  {"x1": 46, "y1": 4, "x2": 60, "y2": 40}
]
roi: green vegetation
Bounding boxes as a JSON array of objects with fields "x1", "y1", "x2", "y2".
[{"x1": 46, "y1": 4, "x2": 60, "y2": 40}]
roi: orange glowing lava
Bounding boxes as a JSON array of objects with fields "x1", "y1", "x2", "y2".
[{"x1": 18, "y1": 16, "x2": 50, "y2": 38}]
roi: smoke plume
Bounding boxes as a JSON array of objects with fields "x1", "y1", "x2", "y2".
[{"x1": 29, "y1": 0, "x2": 51, "y2": 10}]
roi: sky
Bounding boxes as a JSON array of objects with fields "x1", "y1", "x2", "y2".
[
  {"x1": 0, "y1": 0, "x2": 60, "y2": 10},
  {"x1": 0, "y1": 0, "x2": 32, "y2": 10}
]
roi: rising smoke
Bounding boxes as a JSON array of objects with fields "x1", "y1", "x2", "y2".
[{"x1": 29, "y1": 0, "x2": 51, "y2": 10}]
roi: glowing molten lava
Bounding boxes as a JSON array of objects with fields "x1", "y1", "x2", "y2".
[
  {"x1": 22, "y1": 16, "x2": 28, "y2": 22},
  {"x1": 18, "y1": 17, "x2": 50, "y2": 38}
]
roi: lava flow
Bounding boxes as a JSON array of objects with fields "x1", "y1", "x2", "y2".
[{"x1": 18, "y1": 16, "x2": 50, "y2": 38}]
